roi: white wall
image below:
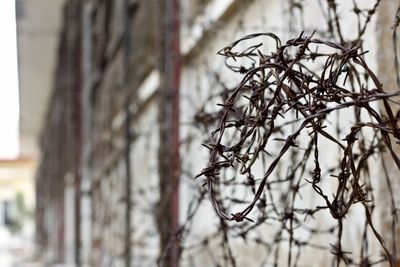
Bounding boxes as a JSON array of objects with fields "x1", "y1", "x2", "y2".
[{"x1": 179, "y1": 0, "x2": 383, "y2": 266}]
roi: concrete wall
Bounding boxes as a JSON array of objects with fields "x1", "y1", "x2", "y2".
[
  {"x1": 32, "y1": 0, "x2": 400, "y2": 266},
  {"x1": 179, "y1": 1, "x2": 383, "y2": 266}
]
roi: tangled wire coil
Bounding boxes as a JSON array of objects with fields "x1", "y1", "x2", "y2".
[{"x1": 196, "y1": 32, "x2": 400, "y2": 266}]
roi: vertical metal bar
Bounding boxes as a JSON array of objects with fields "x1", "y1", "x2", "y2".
[
  {"x1": 158, "y1": 0, "x2": 181, "y2": 266},
  {"x1": 58, "y1": 9, "x2": 69, "y2": 261},
  {"x1": 79, "y1": 1, "x2": 93, "y2": 265},
  {"x1": 123, "y1": 0, "x2": 135, "y2": 266},
  {"x1": 73, "y1": 2, "x2": 82, "y2": 265}
]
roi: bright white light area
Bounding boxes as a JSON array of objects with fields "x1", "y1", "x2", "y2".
[{"x1": 0, "y1": 0, "x2": 19, "y2": 159}]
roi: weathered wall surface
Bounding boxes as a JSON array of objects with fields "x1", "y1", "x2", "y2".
[
  {"x1": 36, "y1": 0, "x2": 160, "y2": 265},
  {"x1": 377, "y1": 0, "x2": 400, "y2": 259},
  {"x1": 34, "y1": 0, "x2": 400, "y2": 266},
  {"x1": 180, "y1": 1, "x2": 383, "y2": 266},
  {"x1": 35, "y1": 0, "x2": 82, "y2": 262}
]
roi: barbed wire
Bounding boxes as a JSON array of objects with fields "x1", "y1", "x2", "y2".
[{"x1": 159, "y1": 1, "x2": 400, "y2": 266}]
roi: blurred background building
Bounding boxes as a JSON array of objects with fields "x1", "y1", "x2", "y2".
[{"x1": 10, "y1": 0, "x2": 400, "y2": 266}]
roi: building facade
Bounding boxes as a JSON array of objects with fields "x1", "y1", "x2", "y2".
[{"x1": 23, "y1": 0, "x2": 400, "y2": 266}]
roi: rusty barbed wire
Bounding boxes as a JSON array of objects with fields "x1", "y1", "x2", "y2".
[
  {"x1": 157, "y1": 1, "x2": 400, "y2": 267},
  {"x1": 192, "y1": 28, "x2": 400, "y2": 266}
]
